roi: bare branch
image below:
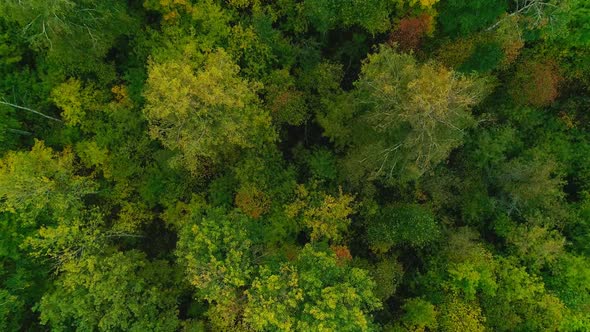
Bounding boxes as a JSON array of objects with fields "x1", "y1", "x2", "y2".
[
  {"x1": 6, "y1": 128, "x2": 32, "y2": 135},
  {"x1": 0, "y1": 100, "x2": 62, "y2": 122}
]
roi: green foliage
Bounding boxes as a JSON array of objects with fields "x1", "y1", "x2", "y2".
[
  {"x1": 0, "y1": 289, "x2": 24, "y2": 331},
  {"x1": 369, "y1": 256, "x2": 405, "y2": 300},
  {"x1": 367, "y1": 204, "x2": 439, "y2": 253},
  {"x1": 545, "y1": 254, "x2": 590, "y2": 330},
  {"x1": 0, "y1": 104, "x2": 22, "y2": 154},
  {"x1": 459, "y1": 42, "x2": 505, "y2": 73},
  {"x1": 437, "y1": 296, "x2": 486, "y2": 332},
  {"x1": 175, "y1": 205, "x2": 254, "y2": 307},
  {"x1": 39, "y1": 250, "x2": 181, "y2": 331},
  {"x1": 400, "y1": 298, "x2": 438, "y2": 331},
  {"x1": 51, "y1": 78, "x2": 104, "y2": 128},
  {"x1": 286, "y1": 184, "x2": 355, "y2": 243},
  {"x1": 443, "y1": 228, "x2": 498, "y2": 300},
  {"x1": 340, "y1": 46, "x2": 490, "y2": 185},
  {"x1": 496, "y1": 150, "x2": 565, "y2": 216},
  {"x1": 0, "y1": 140, "x2": 96, "y2": 222},
  {"x1": 243, "y1": 245, "x2": 381, "y2": 331},
  {"x1": 24, "y1": 208, "x2": 107, "y2": 266},
  {"x1": 507, "y1": 224, "x2": 565, "y2": 271},
  {"x1": 0, "y1": 0, "x2": 588, "y2": 330},
  {"x1": 0, "y1": 23, "x2": 22, "y2": 69},
  {"x1": 481, "y1": 258, "x2": 567, "y2": 331},
  {"x1": 143, "y1": 49, "x2": 275, "y2": 175},
  {"x1": 305, "y1": 148, "x2": 339, "y2": 181},
  {"x1": 0, "y1": 0, "x2": 135, "y2": 76},
  {"x1": 437, "y1": 0, "x2": 508, "y2": 37},
  {"x1": 0, "y1": 213, "x2": 48, "y2": 331},
  {"x1": 263, "y1": 69, "x2": 308, "y2": 125},
  {"x1": 302, "y1": 0, "x2": 394, "y2": 33}
]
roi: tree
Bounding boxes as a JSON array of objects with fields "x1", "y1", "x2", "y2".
[
  {"x1": 540, "y1": 0, "x2": 590, "y2": 83},
  {"x1": 143, "y1": 49, "x2": 275, "y2": 175},
  {"x1": 509, "y1": 59, "x2": 562, "y2": 107},
  {"x1": 0, "y1": 103, "x2": 23, "y2": 154},
  {"x1": 369, "y1": 256, "x2": 405, "y2": 301},
  {"x1": 480, "y1": 258, "x2": 566, "y2": 331},
  {"x1": 38, "y1": 250, "x2": 181, "y2": 331},
  {"x1": 442, "y1": 228, "x2": 498, "y2": 301},
  {"x1": 0, "y1": 213, "x2": 48, "y2": 331},
  {"x1": 175, "y1": 204, "x2": 255, "y2": 328},
  {"x1": 545, "y1": 254, "x2": 590, "y2": 330},
  {"x1": 506, "y1": 224, "x2": 565, "y2": 271},
  {"x1": 228, "y1": 147, "x2": 299, "y2": 244},
  {"x1": 243, "y1": 245, "x2": 381, "y2": 331},
  {"x1": 437, "y1": 296, "x2": 486, "y2": 332},
  {"x1": 285, "y1": 184, "x2": 355, "y2": 243},
  {"x1": 400, "y1": 298, "x2": 438, "y2": 331},
  {"x1": 367, "y1": 204, "x2": 440, "y2": 253},
  {"x1": 0, "y1": 140, "x2": 96, "y2": 223},
  {"x1": 51, "y1": 78, "x2": 104, "y2": 128},
  {"x1": 235, "y1": 185, "x2": 271, "y2": 219},
  {"x1": 496, "y1": 150, "x2": 565, "y2": 217},
  {"x1": 458, "y1": 41, "x2": 505, "y2": 73},
  {"x1": 340, "y1": 46, "x2": 490, "y2": 185},
  {"x1": 437, "y1": 0, "x2": 508, "y2": 37},
  {"x1": 0, "y1": 0, "x2": 134, "y2": 74},
  {"x1": 263, "y1": 69, "x2": 308, "y2": 126},
  {"x1": 0, "y1": 0, "x2": 589, "y2": 330},
  {"x1": 389, "y1": 14, "x2": 434, "y2": 52},
  {"x1": 301, "y1": 0, "x2": 395, "y2": 33},
  {"x1": 0, "y1": 24, "x2": 22, "y2": 69},
  {"x1": 494, "y1": 15, "x2": 525, "y2": 68}
]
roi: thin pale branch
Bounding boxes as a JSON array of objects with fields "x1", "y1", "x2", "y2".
[{"x1": 0, "y1": 100, "x2": 62, "y2": 122}]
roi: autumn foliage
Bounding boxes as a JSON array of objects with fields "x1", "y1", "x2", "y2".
[
  {"x1": 235, "y1": 186, "x2": 271, "y2": 219},
  {"x1": 331, "y1": 245, "x2": 353, "y2": 264},
  {"x1": 389, "y1": 14, "x2": 433, "y2": 52},
  {"x1": 511, "y1": 60, "x2": 562, "y2": 107},
  {"x1": 0, "y1": 0, "x2": 589, "y2": 330}
]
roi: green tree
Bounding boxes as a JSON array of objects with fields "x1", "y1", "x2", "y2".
[
  {"x1": 369, "y1": 256, "x2": 405, "y2": 301},
  {"x1": 545, "y1": 254, "x2": 590, "y2": 330},
  {"x1": 51, "y1": 78, "x2": 104, "y2": 128},
  {"x1": 442, "y1": 228, "x2": 498, "y2": 301},
  {"x1": 367, "y1": 204, "x2": 440, "y2": 253},
  {"x1": 301, "y1": 0, "x2": 394, "y2": 33},
  {"x1": 400, "y1": 298, "x2": 438, "y2": 331},
  {"x1": 39, "y1": 250, "x2": 181, "y2": 331},
  {"x1": 437, "y1": 0, "x2": 508, "y2": 36},
  {"x1": 0, "y1": 213, "x2": 48, "y2": 331},
  {"x1": 175, "y1": 203, "x2": 255, "y2": 328},
  {"x1": 507, "y1": 224, "x2": 565, "y2": 271},
  {"x1": 438, "y1": 296, "x2": 486, "y2": 332},
  {"x1": 243, "y1": 245, "x2": 381, "y2": 331},
  {"x1": 496, "y1": 150, "x2": 565, "y2": 217},
  {"x1": 481, "y1": 258, "x2": 566, "y2": 331},
  {"x1": 0, "y1": 0, "x2": 134, "y2": 75},
  {"x1": 286, "y1": 184, "x2": 355, "y2": 243}
]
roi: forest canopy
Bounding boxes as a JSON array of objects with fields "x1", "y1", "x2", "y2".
[{"x1": 0, "y1": 0, "x2": 589, "y2": 331}]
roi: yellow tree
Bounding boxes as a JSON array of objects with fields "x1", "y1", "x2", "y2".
[
  {"x1": 342, "y1": 46, "x2": 491, "y2": 185},
  {"x1": 0, "y1": 140, "x2": 96, "y2": 223},
  {"x1": 143, "y1": 49, "x2": 275, "y2": 175}
]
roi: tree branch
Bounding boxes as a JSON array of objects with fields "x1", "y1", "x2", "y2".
[
  {"x1": 6, "y1": 128, "x2": 32, "y2": 135},
  {"x1": 0, "y1": 100, "x2": 62, "y2": 122}
]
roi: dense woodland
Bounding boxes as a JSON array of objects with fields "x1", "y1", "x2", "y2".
[{"x1": 0, "y1": 0, "x2": 589, "y2": 331}]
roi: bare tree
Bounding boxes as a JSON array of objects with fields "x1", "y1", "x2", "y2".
[{"x1": 488, "y1": 0, "x2": 559, "y2": 31}]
